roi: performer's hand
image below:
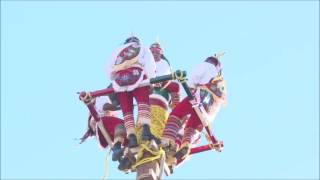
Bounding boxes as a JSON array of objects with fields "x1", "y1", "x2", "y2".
[
  {"x1": 211, "y1": 141, "x2": 224, "y2": 152},
  {"x1": 153, "y1": 82, "x2": 162, "y2": 88},
  {"x1": 190, "y1": 99, "x2": 199, "y2": 107},
  {"x1": 169, "y1": 101, "x2": 174, "y2": 109},
  {"x1": 79, "y1": 91, "x2": 93, "y2": 104},
  {"x1": 189, "y1": 87, "x2": 196, "y2": 94}
]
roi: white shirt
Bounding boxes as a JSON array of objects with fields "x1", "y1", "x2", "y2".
[
  {"x1": 187, "y1": 61, "x2": 222, "y2": 111},
  {"x1": 187, "y1": 61, "x2": 219, "y2": 89},
  {"x1": 106, "y1": 42, "x2": 156, "y2": 79},
  {"x1": 155, "y1": 60, "x2": 171, "y2": 76},
  {"x1": 106, "y1": 42, "x2": 156, "y2": 92}
]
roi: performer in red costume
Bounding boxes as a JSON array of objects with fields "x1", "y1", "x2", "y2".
[
  {"x1": 161, "y1": 54, "x2": 227, "y2": 164},
  {"x1": 106, "y1": 36, "x2": 157, "y2": 149},
  {"x1": 79, "y1": 95, "x2": 126, "y2": 162}
]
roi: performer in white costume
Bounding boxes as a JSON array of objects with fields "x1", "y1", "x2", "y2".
[
  {"x1": 106, "y1": 36, "x2": 157, "y2": 149},
  {"x1": 150, "y1": 42, "x2": 180, "y2": 109},
  {"x1": 161, "y1": 54, "x2": 227, "y2": 163}
]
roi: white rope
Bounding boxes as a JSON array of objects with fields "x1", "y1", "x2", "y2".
[{"x1": 102, "y1": 148, "x2": 112, "y2": 180}]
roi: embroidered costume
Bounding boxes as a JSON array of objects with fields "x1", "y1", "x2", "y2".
[
  {"x1": 106, "y1": 36, "x2": 157, "y2": 149},
  {"x1": 161, "y1": 55, "x2": 227, "y2": 162}
]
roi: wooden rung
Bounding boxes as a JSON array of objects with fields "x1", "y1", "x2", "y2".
[
  {"x1": 163, "y1": 161, "x2": 171, "y2": 176},
  {"x1": 137, "y1": 170, "x2": 157, "y2": 180},
  {"x1": 136, "y1": 161, "x2": 159, "y2": 180}
]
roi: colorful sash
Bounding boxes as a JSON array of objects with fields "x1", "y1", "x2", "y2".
[
  {"x1": 113, "y1": 43, "x2": 141, "y2": 72},
  {"x1": 114, "y1": 67, "x2": 143, "y2": 87}
]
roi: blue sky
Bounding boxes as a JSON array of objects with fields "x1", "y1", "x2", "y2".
[{"x1": 1, "y1": 1, "x2": 319, "y2": 179}]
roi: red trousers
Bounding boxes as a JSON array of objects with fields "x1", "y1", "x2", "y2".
[
  {"x1": 162, "y1": 97, "x2": 203, "y2": 144},
  {"x1": 97, "y1": 116, "x2": 124, "y2": 148},
  {"x1": 171, "y1": 97, "x2": 203, "y2": 129},
  {"x1": 163, "y1": 81, "x2": 180, "y2": 108},
  {"x1": 116, "y1": 86, "x2": 151, "y2": 135}
]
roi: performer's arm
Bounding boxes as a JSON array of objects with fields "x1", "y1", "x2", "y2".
[
  {"x1": 188, "y1": 62, "x2": 219, "y2": 88},
  {"x1": 141, "y1": 47, "x2": 156, "y2": 79},
  {"x1": 106, "y1": 48, "x2": 121, "y2": 80},
  {"x1": 188, "y1": 62, "x2": 208, "y2": 88}
]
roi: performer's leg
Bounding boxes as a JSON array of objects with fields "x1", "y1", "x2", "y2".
[
  {"x1": 182, "y1": 111, "x2": 202, "y2": 144},
  {"x1": 132, "y1": 86, "x2": 154, "y2": 141},
  {"x1": 116, "y1": 91, "x2": 138, "y2": 148},
  {"x1": 116, "y1": 124, "x2": 134, "y2": 171},
  {"x1": 112, "y1": 123, "x2": 126, "y2": 161},
  {"x1": 162, "y1": 97, "x2": 193, "y2": 144},
  {"x1": 164, "y1": 81, "x2": 180, "y2": 108},
  {"x1": 175, "y1": 111, "x2": 202, "y2": 160},
  {"x1": 161, "y1": 97, "x2": 193, "y2": 165},
  {"x1": 114, "y1": 123, "x2": 126, "y2": 144},
  {"x1": 133, "y1": 86, "x2": 151, "y2": 125},
  {"x1": 118, "y1": 156, "x2": 132, "y2": 171}
]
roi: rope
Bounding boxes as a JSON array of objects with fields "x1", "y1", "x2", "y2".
[
  {"x1": 102, "y1": 148, "x2": 112, "y2": 180},
  {"x1": 79, "y1": 91, "x2": 94, "y2": 105},
  {"x1": 174, "y1": 70, "x2": 187, "y2": 83},
  {"x1": 131, "y1": 142, "x2": 165, "y2": 170},
  {"x1": 130, "y1": 98, "x2": 168, "y2": 171}
]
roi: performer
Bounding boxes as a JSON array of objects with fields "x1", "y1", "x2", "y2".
[
  {"x1": 161, "y1": 54, "x2": 227, "y2": 163},
  {"x1": 150, "y1": 42, "x2": 180, "y2": 109},
  {"x1": 79, "y1": 95, "x2": 126, "y2": 162},
  {"x1": 106, "y1": 36, "x2": 157, "y2": 149}
]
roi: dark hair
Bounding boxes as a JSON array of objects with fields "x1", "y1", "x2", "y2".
[
  {"x1": 205, "y1": 56, "x2": 221, "y2": 67},
  {"x1": 161, "y1": 54, "x2": 171, "y2": 66},
  {"x1": 124, "y1": 36, "x2": 140, "y2": 44},
  {"x1": 79, "y1": 115, "x2": 95, "y2": 144}
]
